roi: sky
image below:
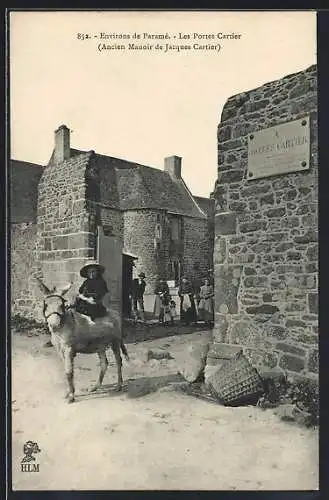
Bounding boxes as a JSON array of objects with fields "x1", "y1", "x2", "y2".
[{"x1": 9, "y1": 11, "x2": 316, "y2": 197}]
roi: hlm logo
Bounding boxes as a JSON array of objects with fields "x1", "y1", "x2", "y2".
[{"x1": 21, "y1": 441, "x2": 41, "y2": 472}]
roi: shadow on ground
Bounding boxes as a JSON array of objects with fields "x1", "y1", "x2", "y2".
[
  {"x1": 122, "y1": 318, "x2": 211, "y2": 344},
  {"x1": 76, "y1": 374, "x2": 185, "y2": 403}
]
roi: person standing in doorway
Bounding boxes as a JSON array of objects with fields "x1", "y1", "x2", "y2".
[{"x1": 131, "y1": 272, "x2": 146, "y2": 322}]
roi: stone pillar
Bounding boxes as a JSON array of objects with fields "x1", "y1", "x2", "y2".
[{"x1": 212, "y1": 65, "x2": 318, "y2": 381}]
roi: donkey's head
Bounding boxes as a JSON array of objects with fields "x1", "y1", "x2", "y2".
[{"x1": 36, "y1": 278, "x2": 72, "y2": 331}]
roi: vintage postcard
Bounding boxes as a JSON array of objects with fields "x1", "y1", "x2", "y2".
[{"x1": 9, "y1": 10, "x2": 318, "y2": 491}]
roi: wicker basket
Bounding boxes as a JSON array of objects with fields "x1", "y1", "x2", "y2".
[{"x1": 209, "y1": 351, "x2": 264, "y2": 406}]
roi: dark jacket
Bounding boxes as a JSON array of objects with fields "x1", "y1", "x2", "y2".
[
  {"x1": 178, "y1": 281, "x2": 194, "y2": 297},
  {"x1": 75, "y1": 277, "x2": 108, "y2": 319},
  {"x1": 79, "y1": 278, "x2": 108, "y2": 301},
  {"x1": 131, "y1": 278, "x2": 146, "y2": 299}
]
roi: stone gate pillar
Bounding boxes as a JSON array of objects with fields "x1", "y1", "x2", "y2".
[{"x1": 212, "y1": 65, "x2": 318, "y2": 382}]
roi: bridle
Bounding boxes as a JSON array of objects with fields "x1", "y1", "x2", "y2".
[{"x1": 43, "y1": 294, "x2": 68, "y2": 327}]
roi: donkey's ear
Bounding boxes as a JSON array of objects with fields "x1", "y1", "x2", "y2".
[
  {"x1": 35, "y1": 277, "x2": 51, "y2": 295},
  {"x1": 59, "y1": 282, "x2": 73, "y2": 296}
]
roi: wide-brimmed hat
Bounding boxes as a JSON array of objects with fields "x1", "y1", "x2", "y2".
[
  {"x1": 80, "y1": 260, "x2": 105, "y2": 278},
  {"x1": 138, "y1": 272, "x2": 146, "y2": 279}
]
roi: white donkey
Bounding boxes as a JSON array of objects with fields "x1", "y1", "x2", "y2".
[{"x1": 36, "y1": 278, "x2": 129, "y2": 403}]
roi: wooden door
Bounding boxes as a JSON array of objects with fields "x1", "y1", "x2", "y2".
[
  {"x1": 97, "y1": 227, "x2": 122, "y2": 331},
  {"x1": 122, "y1": 255, "x2": 134, "y2": 317}
]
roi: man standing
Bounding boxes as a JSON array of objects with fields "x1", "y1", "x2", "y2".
[{"x1": 131, "y1": 272, "x2": 146, "y2": 322}]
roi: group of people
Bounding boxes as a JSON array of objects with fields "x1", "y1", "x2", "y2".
[
  {"x1": 177, "y1": 275, "x2": 214, "y2": 327},
  {"x1": 152, "y1": 274, "x2": 214, "y2": 327},
  {"x1": 70, "y1": 259, "x2": 214, "y2": 328}
]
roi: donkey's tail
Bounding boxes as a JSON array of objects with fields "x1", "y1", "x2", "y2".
[{"x1": 120, "y1": 340, "x2": 130, "y2": 362}]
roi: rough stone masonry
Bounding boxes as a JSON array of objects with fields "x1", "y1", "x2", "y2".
[{"x1": 211, "y1": 64, "x2": 318, "y2": 381}]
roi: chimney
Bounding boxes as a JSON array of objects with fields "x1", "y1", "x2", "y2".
[
  {"x1": 164, "y1": 155, "x2": 182, "y2": 179},
  {"x1": 54, "y1": 125, "x2": 70, "y2": 163}
]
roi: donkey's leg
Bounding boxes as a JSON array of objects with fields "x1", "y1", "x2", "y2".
[
  {"x1": 89, "y1": 349, "x2": 108, "y2": 392},
  {"x1": 54, "y1": 340, "x2": 71, "y2": 401},
  {"x1": 111, "y1": 339, "x2": 123, "y2": 391},
  {"x1": 63, "y1": 346, "x2": 75, "y2": 403},
  {"x1": 120, "y1": 340, "x2": 130, "y2": 362}
]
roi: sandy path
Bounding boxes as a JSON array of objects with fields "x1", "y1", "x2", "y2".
[{"x1": 11, "y1": 332, "x2": 318, "y2": 491}]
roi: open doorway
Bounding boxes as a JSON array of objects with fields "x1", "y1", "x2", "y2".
[
  {"x1": 122, "y1": 252, "x2": 138, "y2": 318},
  {"x1": 169, "y1": 257, "x2": 182, "y2": 286}
]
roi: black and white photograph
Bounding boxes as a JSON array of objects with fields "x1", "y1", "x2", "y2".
[{"x1": 8, "y1": 9, "x2": 318, "y2": 491}]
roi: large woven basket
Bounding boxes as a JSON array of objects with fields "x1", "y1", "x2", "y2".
[{"x1": 209, "y1": 351, "x2": 264, "y2": 406}]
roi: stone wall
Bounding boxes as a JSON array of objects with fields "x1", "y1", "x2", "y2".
[
  {"x1": 34, "y1": 152, "x2": 95, "y2": 315},
  {"x1": 123, "y1": 209, "x2": 212, "y2": 294},
  {"x1": 183, "y1": 216, "x2": 212, "y2": 283},
  {"x1": 11, "y1": 223, "x2": 39, "y2": 319},
  {"x1": 212, "y1": 64, "x2": 318, "y2": 380},
  {"x1": 98, "y1": 207, "x2": 124, "y2": 240},
  {"x1": 194, "y1": 197, "x2": 216, "y2": 278},
  {"x1": 123, "y1": 209, "x2": 167, "y2": 293}
]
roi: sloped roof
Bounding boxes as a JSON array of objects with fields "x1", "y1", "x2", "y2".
[
  {"x1": 11, "y1": 149, "x2": 209, "y2": 222},
  {"x1": 79, "y1": 149, "x2": 206, "y2": 219},
  {"x1": 193, "y1": 196, "x2": 215, "y2": 217},
  {"x1": 10, "y1": 159, "x2": 44, "y2": 223}
]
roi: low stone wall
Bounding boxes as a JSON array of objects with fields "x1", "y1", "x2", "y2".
[{"x1": 11, "y1": 223, "x2": 39, "y2": 320}]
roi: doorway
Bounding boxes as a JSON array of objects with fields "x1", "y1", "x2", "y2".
[
  {"x1": 122, "y1": 253, "x2": 138, "y2": 317},
  {"x1": 169, "y1": 257, "x2": 182, "y2": 285}
]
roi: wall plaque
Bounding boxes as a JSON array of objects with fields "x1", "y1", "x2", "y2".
[{"x1": 247, "y1": 115, "x2": 310, "y2": 181}]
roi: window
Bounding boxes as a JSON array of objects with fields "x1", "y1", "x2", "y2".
[{"x1": 155, "y1": 213, "x2": 162, "y2": 241}]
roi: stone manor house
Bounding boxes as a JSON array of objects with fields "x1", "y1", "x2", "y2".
[{"x1": 11, "y1": 125, "x2": 214, "y2": 321}]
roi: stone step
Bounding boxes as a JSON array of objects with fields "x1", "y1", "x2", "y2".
[{"x1": 207, "y1": 342, "x2": 243, "y2": 360}]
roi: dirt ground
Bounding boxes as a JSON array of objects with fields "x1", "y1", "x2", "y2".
[{"x1": 11, "y1": 329, "x2": 319, "y2": 491}]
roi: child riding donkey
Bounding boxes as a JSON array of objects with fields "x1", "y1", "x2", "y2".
[
  {"x1": 36, "y1": 259, "x2": 129, "y2": 403},
  {"x1": 75, "y1": 260, "x2": 109, "y2": 321}
]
